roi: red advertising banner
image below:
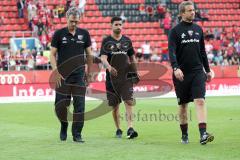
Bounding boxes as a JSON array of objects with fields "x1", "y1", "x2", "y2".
[{"x1": 0, "y1": 65, "x2": 240, "y2": 98}]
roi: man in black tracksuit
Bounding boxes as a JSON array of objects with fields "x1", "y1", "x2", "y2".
[
  {"x1": 100, "y1": 17, "x2": 138, "y2": 139},
  {"x1": 50, "y1": 7, "x2": 92, "y2": 143},
  {"x1": 168, "y1": 1, "x2": 214, "y2": 145}
]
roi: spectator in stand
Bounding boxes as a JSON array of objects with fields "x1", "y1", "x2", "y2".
[
  {"x1": 229, "y1": 53, "x2": 239, "y2": 65},
  {"x1": 31, "y1": 1, "x2": 38, "y2": 17},
  {"x1": 222, "y1": 47, "x2": 229, "y2": 66},
  {"x1": 26, "y1": 51, "x2": 35, "y2": 70},
  {"x1": 31, "y1": 48, "x2": 37, "y2": 67},
  {"x1": 43, "y1": 5, "x2": 52, "y2": 24},
  {"x1": 40, "y1": 31, "x2": 49, "y2": 50},
  {"x1": 0, "y1": 50, "x2": 3, "y2": 71},
  {"x1": 27, "y1": 1, "x2": 33, "y2": 21},
  {"x1": 221, "y1": 36, "x2": 230, "y2": 47},
  {"x1": 156, "y1": 3, "x2": 166, "y2": 20},
  {"x1": 205, "y1": 29, "x2": 214, "y2": 40},
  {"x1": 136, "y1": 48, "x2": 142, "y2": 62},
  {"x1": 194, "y1": 9, "x2": 202, "y2": 21},
  {"x1": 146, "y1": 5, "x2": 154, "y2": 18},
  {"x1": 32, "y1": 20, "x2": 39, "y2": 37},
  {"x1": 213, "y1": 28, "x2": 221, "y2": 40},
  {"x1": 66, "y1": 0, "x2": 72, "y2": 12},
  {"x1": 20, "y1": 49, "x2": 30, "y2": 70},
  {"x1": 38, "y1": 5, "x2": 46, "y2": 19},
  {"x1": 15, "y1": 49, "x2": 23, "y2": 71},
  {"x1": 53, "y1": 7, "x2": 59, "y2": 18},
  {"x1": 4, "y1": 47, "x2": 11, "y2": 60},
  {"x1": 205, "y1": 40, "x2": 213, "y2": 55},
  {"x1": 91, "y1": 38, "x2": 98, "y2": 56},
  {"x1": 234, "y1": 39, "x2": 240, "y2": 56},
  {"x1": 226, "y1": 43, "x2": 234, "y2": 62},
  {"x1": 141, "y1": 41, "x2": 151, "y2": 62},
  {"x1": 32, "y1": 15, "x2": 39, "y2": 25},
  {"x1": 37, "y1": 19, "x2": 45, "y2": 36},
  {"x1": 220, "y1": 27, "x2": 227, "y2": 40},
  {"x1": 212, "y1": 51, "x2": 223, "y2": 66},
  {"x1": 58, "y1": 5, "x2": 65, "y2": 18},
  {"x1": 162, "y1": 12, "x2": 172, "y2": 35},
  {"x1": 205, "y1": 40, "x2": 214, "y2": 64},
  {"x1": 231, "y1": 25, "x2": 240, "y2": 42},
  {"x1": 150, "y1": 48, "x2": 161, "y2": 62},
  {"x1": 212, "y1": 39, "x2": 221, "y2": 56},
  {"x1": 17, "y1": 0, "x2": 24, "y2": 18},
  {"x1": 160, "y1": 41, "x2": 169, "y2": 62},
  {"x1": 78, "y1": 0, "x2": 86, "y2": 16},
  {"x1": 200, "y1": 10, "x2": 209, "y2": 21},
  {"x1": 139, "y1": 4, "x2": 146, "y2": 15},
  {"x1": 1, "y1": 50, "x2": 8, "y2": 71},
  {"x1": 48, "y1": 26, "x2": 55, "y2": 41}
]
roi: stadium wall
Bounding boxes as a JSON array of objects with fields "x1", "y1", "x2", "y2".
[{"x1": 0, "y1": 66, "x2": 240, "y2": 103}]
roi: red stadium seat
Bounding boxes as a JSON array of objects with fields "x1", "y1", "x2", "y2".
[
  {"x1": 53, "y1": 18, "x2": 60, "y2": 24},
  {"x1": 3, "y1": 19, "x2": 10, "y2": 24},
  {"x1": 17, "y1": 18, "x2": 25, "y2": 24},
  {"x1": 0, "y1": 38, "x2": 9, "y2": 44}
]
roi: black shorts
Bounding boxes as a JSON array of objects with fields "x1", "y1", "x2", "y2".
[
  {"x1": 173, "y1": 71, "x2": 207, "y2": 105},
  {"x1": 143, "y1": 54, "x2": 151, "y2": 60},
  {"x1": 105, "y1": 79, "x2": 134, "y2": 107}
]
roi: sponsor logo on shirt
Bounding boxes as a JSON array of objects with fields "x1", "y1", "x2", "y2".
[
  {"x1": 62, "y1": 37, "x2": 67, "y2": 43},
  {"x1": 181, "y1": 38, "x2": 200, "y2": 44},
  {"x1": 181, "y1": 33, "x2": 186, "y2": 39},
  {"x1": 112, "y1": 51, "x2": 127, "y2": 55},
  {"x1": 76, "y1": 41, "x2": 85, "y2": 44}
]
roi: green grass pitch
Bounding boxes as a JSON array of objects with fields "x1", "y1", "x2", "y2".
[{"x1": 0, "y1": 96, "x2": 239, "y2": 160}]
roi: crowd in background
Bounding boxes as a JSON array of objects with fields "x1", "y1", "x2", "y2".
[
  {"x1": 0, "y1": 46, "x2": 50, "y2": 71},
  {"x1": 134, "y1": 2, "x2": 239, "y2": 66}
]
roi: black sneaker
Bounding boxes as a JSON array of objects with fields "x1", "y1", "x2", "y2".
[
  {"x1": 181, "y1": 134, "x2": 189, "y2": 144},
  {"x1": 60, "y1": 125, "x2": 67, "y2": 141},
  {"x1": 200, "y1": 132, "x2": 214, "y2": 145},
  {"x1": 73, "y1": 136, "x2": 85, "y2": 143},
  {"x1": 115, "y1": 129, "x2": 123, "y2": 138},
  {"x1": 127, "y1": 127, "x2": 138, "y2": 139}
]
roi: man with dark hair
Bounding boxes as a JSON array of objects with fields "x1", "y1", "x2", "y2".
[
  {"x1": 168, "y1": 1, "x2": 214, "y2": 145},
  {"x1": 50, "y1": 7, "x2": 93, "y2": 143},
  {"x1": 100, "y1": 16, "x2": 139, "y2": 139}
]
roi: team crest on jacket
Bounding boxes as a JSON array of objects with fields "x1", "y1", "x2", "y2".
[
  {"x1": 116, "y1": 43, "x2": 121, "y2": 49},
  {"x1": 78, "y1": 35, "x2": 83, "y2": 40},
  {"x1": 188, "y1": 30, "x2": 193, "y2": 36}
]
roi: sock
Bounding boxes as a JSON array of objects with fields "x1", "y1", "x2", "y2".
[
  {"x1": 199, "y1": 123, "x2": 207, "y2": 136},
  {"x1": 180, "y1": 123, "x2": 188, "y2": 136}
]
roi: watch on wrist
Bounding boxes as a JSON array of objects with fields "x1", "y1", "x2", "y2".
[{"x1": 173, "y1": 67, "x2": 178, "y2": 71}]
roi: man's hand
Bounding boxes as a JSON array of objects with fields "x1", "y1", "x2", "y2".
[
  {"x1": 108, "y1": 66, "x2": 118, "y2": 77},
  {"x1": 85, "y1": 73, "x2": 93, "y2": 86},
  {"x1": 54, "y1": 69, "x2": 65, "y2": 88},
  {"x1": 206, "y1": 71, "x2": 213, "y2": 82},
  {"x1": 174, "y1": 68, "x2": 184, "y2": 81}
]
